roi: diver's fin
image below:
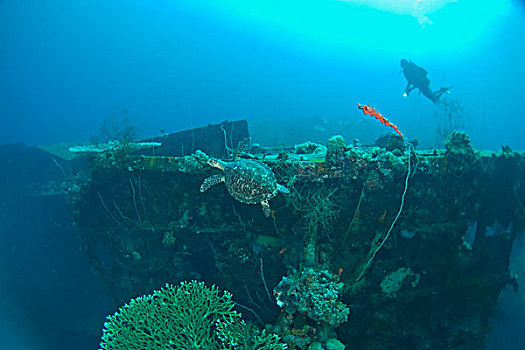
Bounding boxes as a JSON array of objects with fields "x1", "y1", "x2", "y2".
[
  {"x1": 435, "y1": 87, "x2": 452, "y2": 99},
  {"x1": 442, "y1": 86, "x2": 453, "y2": 95}
]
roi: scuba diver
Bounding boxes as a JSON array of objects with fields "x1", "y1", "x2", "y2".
[{"x1": 400, "y1": 59, "x2": 451, "y2": 103}]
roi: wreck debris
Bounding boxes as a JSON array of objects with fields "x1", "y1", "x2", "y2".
[
  {"x1": 68, "y1": 141, "x2": 161, "y2": 154},
  {"x1": 142, "y1": 120, "x2": 249, "y2": 158}
]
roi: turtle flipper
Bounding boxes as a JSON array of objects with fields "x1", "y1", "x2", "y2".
[
  {"x1": 200, "y1": 174, "x2": 225, "y2": 192},
  {"x1": 261, "y1": 200, "x2": 271, "y2": 217},
  {"x1": 276, "y1": 183, "x2": 290, "y2": 194}
]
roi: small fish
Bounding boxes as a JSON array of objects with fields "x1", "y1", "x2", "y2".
[{"x1": 378, "y1": 209, "x2": 387, "y2": 223}]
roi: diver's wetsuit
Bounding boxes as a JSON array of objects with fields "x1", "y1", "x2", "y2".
[{"x1": 400, "y1": 59, "x2": 449, "y2": 103}]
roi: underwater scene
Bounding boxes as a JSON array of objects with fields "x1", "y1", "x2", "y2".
[{"x1": 1, "y1": 1, "x2": 525, "y2": 349}]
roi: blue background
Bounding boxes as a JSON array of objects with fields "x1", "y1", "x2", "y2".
[{"x1": 1, "y1": 0, "x2": 524, "y2": 149}]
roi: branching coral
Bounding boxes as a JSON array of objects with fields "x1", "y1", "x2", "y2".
[
  {"x1": 287, "y1": 183, "x2": 341, "y2": 266},
  {"x1": 433, "y1": 96, "x2": 467, "y2": 146},
  {"x1": 100, "y1": 281, "x2": 286, "y2": 349},
  {"x1": 303, "y1": 188, "x2": 340, "y2": 237}
]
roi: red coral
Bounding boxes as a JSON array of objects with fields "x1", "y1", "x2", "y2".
[{"x1": 358, "y1": 103, "x2": 404, "y2": 138}]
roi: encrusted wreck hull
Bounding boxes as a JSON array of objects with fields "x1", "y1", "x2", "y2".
[{"x1": 71, "y1": 130, "x2": 524, "y2": 349}]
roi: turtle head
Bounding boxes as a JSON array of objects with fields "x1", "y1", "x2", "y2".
[{"x1": 207, "y1": 158, "x2": 225, "y2": 171}]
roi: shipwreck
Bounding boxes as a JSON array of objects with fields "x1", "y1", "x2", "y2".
[{"x1": 39, "y1": 120, "x2": 525, "y2": 349}]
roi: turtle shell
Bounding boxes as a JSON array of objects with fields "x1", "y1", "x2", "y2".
[{"x1": 223, "y1": 159, "x2": 278, "y2": 204}]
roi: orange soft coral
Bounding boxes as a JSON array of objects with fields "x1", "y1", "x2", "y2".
[{"x1": 358, "y1": 103, "x2": 404, "y2": 138}]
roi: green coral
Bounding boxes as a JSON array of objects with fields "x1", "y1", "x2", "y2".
[
  {"x1": 100, "y1": 281, "x2": 286, "y2": 349},
  {"x1": 216, "y1": 319, "x2": 287, "y2": 350}
]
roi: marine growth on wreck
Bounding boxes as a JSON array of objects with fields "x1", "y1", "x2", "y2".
[{"x1": 67, "y1": 121, "x2": 524, "y2": 349}]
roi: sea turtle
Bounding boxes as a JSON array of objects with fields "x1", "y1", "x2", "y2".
[{"x1": 200, "y1": 157, "x2": 289, "y2": 217}]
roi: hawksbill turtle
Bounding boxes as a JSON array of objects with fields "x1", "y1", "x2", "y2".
[{"x1": 200, "y1": 157, "x2": 289, "y2": 217}]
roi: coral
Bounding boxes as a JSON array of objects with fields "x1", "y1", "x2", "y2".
[
  {"x1": 178, "y1": 154, "x2": 205, "y2": 173},
  {"x1": 375, "y1": 151, "x2": 406, "y2": 176},
  {"x1": 445, "y1": 131, "x2": 474, "y2": 157},
  {"x1": 290, "y1": 185, "x2": 340, "y2": 239},
  {"x1": 216, "y1": 319, "x2": 287, "y2": 350},
  {"x1": 325, "y1": 338, "x2": 345, "y2": 350},
  {"x1": 443, "y1": 131, "x2": 476, "y2": 173},
  {"x1": 358, "y1": 103, "x2": 404, "y2": 137},
  {"x1": 385, "y1": 133, "x2": 406, "y2": 153},
  {"x1": 294, "y1": 141, "x2": 326, "y2": 155},
  {"x1": 433, "y1": 96, "x2": 467, "y2": 145},
  {"x1": 363, "y1": 150, "x2": 406, "y2": 191},
  {"x1": 304, "y1": 188, "x2": 340, "y2": 237},
  {"x1": 308, "y1": 342, "x2": 324, "y2": 350},
  {"x1": 161, "y1": 230, "x2": 176, "y2": 247},
  {"x1": 273, "y1": 268, "x2": 348, "y2": 348},
  {"x1": 288, "y1": 185, "x2": 340, "y2": 266},
  {"x1": 326, "y1": 135, "x2": 347, "y2": 155},
  {"x1": 100, "y1": 281, "x2": 285, "y2": 349},
  {"x1": 342, "y1": 146, "x2": 372, "y2": 180},
  {"x1": 380, "y1": 267, "x2": 420, "y2": 298},
  {"x1": 325, "y1": 135, "x2": 348, "y2": 165},
  {"x1": 97, "y1": 109, "x2": 138, "y2": 142},
  {"x1": 100, "y1": 281, "x2": 237, "y2": 349},
  {"x1": 274, "y1": 268, "x2": 349, "y2": 328}
]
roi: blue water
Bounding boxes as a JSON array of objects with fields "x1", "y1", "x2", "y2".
[
  {"x1": 1, "y1": 1, "x2": 525, "y2": 349},
  {"x1": 1, "y1": 0, "x2": 524, "y2": 149}
]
